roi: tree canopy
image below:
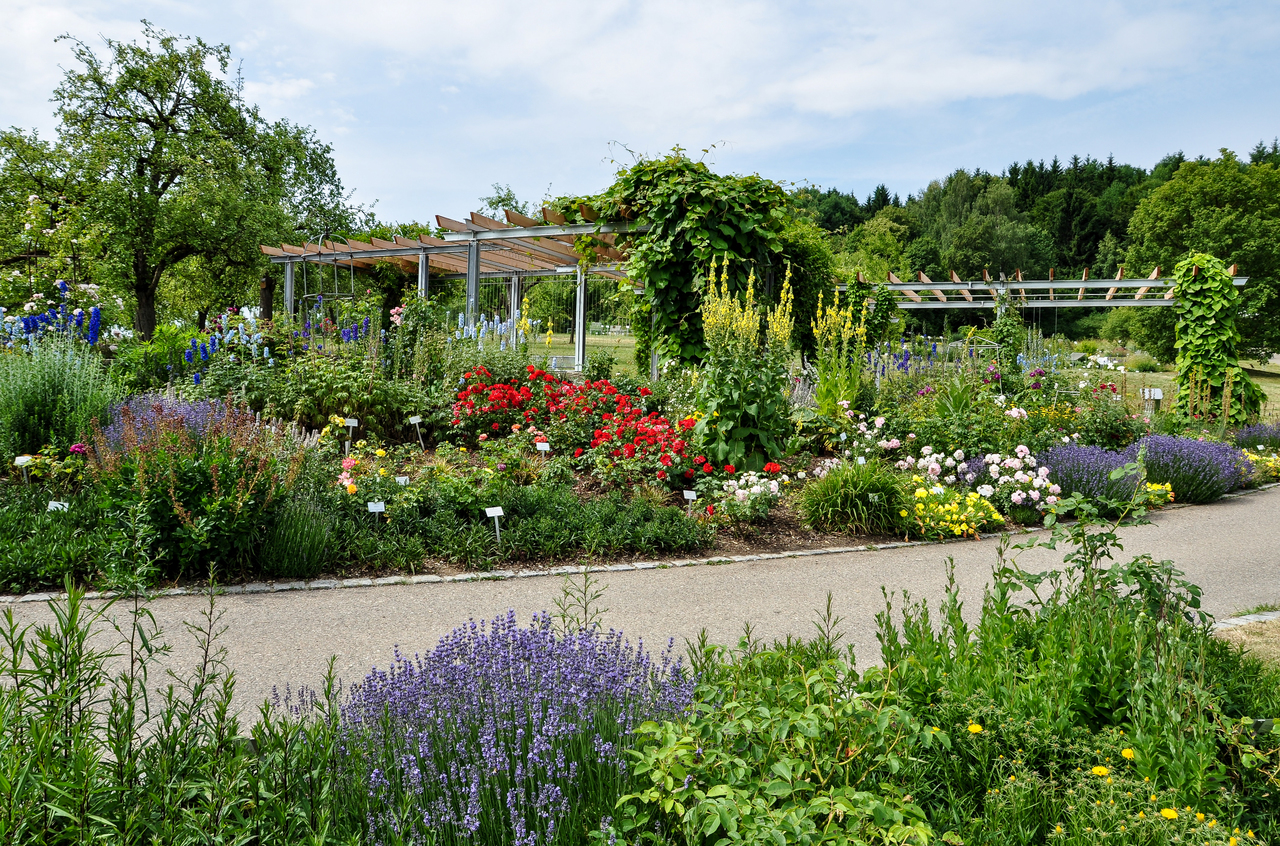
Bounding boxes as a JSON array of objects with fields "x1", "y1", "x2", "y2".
[{"x1": 0, "y1": 23, "x2": 347, "y2": 338}]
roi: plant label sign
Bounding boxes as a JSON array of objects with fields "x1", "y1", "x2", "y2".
[
  {"x1": 536, "y1": 442, "x2": 551, "y2": 452},
  {"x1": 485, "y1": 506, "x2": 505, "y2": 518},
  {"x1": 395, "y1": 475, "x2": 410, "y2": 486},
  {"x1": 366, "y1": 501, "x2": 386, "y2": 513},
  {"x1": 682, "y1": 490, "x2": 697, "y2": 501},
  {"x1": 47, "y1": 501, "x2": 69, "y2": 512},
  {"x1": 408, "y1": 415, "x2": 422, "y2": 425},
  {"x1": 344, "y1": 418, "x2": 358, "y2": 428}
]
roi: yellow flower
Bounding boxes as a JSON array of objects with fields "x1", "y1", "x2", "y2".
[
  {"x1": 900, "y1": 510, "x2": 908, "y2": 517},
  {"x1": 1053, "y1": 825, "x2": 1063, "y2": 835},
  {"x1": 376, "y1": 449, "x2": 386, "y2": 457},
  {"x1": 1159, "y1": 808, "x2": 1178, "y2": 820},
  {"x1": 1121, "y1": 748, "x2": 1134, "y2": 760},
  {"x1": 1091, "y1": 766, "x2": 1109, "y2": 776},
  {"x1": 1230, "y1": 839, "x2": 1237, "y2": 846},
  {"x1": 968, "y1": 723, "x2": 983, "y2": 734},
  {"x1": 1196, "y1": 813, "x2": 1205, "y2": 822},
  {"x1": 346, "y1": 483, "x2": 357, "y2": 494},
  {"x1": 1208, "y1": 820, "x2": 1217, "y2": 827},
  {"x1": 378, "y1": 468, "x2": 387, "y2": 476},
  {"x1": 1009, "y1": 775, "x2": 1015, "y2": 782},
  {"x1": 1138, "y1": 812, "x2": 1145, "y2": 819}
]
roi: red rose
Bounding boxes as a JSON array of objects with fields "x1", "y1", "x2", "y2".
[
  {"x1": 639, "y1": 386, "x2": 652, "y2": 396},
  {"x1": 684, "y1": 468, "x2": 696, "y2": 479},
  {"x1": 492, "y1": 422, "x2": 501, "y2": 431},
  {"x1": 695, "y1": 455, "x2": 706, "y2": 464},
  {"x1": 659, "y1": 453, "x2": 672, "y2": 466},
  {"x1": 623, "y1": 444, "x2": 636, "y2": 458},
  {"x1": 705, "y1": 504, "x2": 715, "y2": 515},
  {"x1": 724, "y1": 464, "x2": 736, "y2": 474},
  {"x1": 574, "y1": 448, "x2": 584, "y2": 458},
  {"x1": 657, "y1": 470, "x2": 667, "y2": 480},
  {"x1": 702, "y1": 463, "x2": 713, "y2": 473},
  {"x1": 764, "y1": 462, "x2": 782, "y2": 474}
]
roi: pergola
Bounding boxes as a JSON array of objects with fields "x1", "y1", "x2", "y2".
[
  {"x1": 260, "y1": 209, "x2": 648, "y2": 369},
  {"x1": 878, "y1": 265, "x2": 1247, "y2": 309}
]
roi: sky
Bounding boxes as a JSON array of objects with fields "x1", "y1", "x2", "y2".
[{"x1": 3, "y1": 0, "x2": 1279, "y2": 224}]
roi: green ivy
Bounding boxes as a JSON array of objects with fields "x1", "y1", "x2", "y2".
[
  {"x1": 1172, "y1": 252, "x2": 1264, "y2": 424},
  {"x1": 552, "y1": 150, "x2": 790, "y2": 364}
]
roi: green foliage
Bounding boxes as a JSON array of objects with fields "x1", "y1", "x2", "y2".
[
  {"x1": 0, "y1": 582, "x2": 364, "y2": 844},
  {"x1": 692, "y1": 265, "x2": 794, "y2": 469},
  {"x1": 0, "y1": 334, "x2": 118, "y2": 460},
  {"x1": 797, "y1": 460, "x2": 909, "y2": 536},
  {"x1": 990, "y1": 299, "x2": 1025, "y2": 372},
  {"x1": 874, "y1": 477, "x2": 1280, "y2": 841},
  {"x1": 1171, "y1": 252, "x2": 1265, "y2": 424},
  {"x1": 610, "y1": 610, "x2": 936, "y2": 846},
  {"x1": 583, "y1": 349, "x2": 617, "y2": 382},
  {"x1": 569, "y1": 149, "x2": 790, "y2": 363},
  {"x1": 1127, "y1": 150, "x2": 1280, "y2": 361},
  {"x1": 260, "y1": 497, "x2": 332, "y2": 580},
  {"x1": 778, "y1": 215, "x2": 839, "y2": 355}
]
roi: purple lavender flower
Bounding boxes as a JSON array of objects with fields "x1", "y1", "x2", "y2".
[
  {"x1": 1237, "y1": 422, "x2": 1280, "y2": 452},
  {"x1": 1042, "y1": 436, "x2": 1249, "y2": 506},
  {"x1": 100, "y1": 394, "x2": 224, "y2": 447},
  {"x1": 341, "y1": 611, "x2": 693, "y2": 846}
]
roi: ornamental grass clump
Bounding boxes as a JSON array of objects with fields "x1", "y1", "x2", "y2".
[
  {"x1": 340, "y1": 610, "x2": 694, "y2": 846},
  {"x1": 797, "y1": 458, "x2": 909, "y2": 536}
]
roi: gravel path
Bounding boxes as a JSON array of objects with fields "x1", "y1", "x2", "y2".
[{"x1": 8, "y1": 487, "x2": 1280, "y2": 717}]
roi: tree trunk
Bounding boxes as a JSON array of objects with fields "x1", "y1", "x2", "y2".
[
  {"x1": 259, "y1": 273, "x2": 275, "y2": 323},
  {"x1": 134, "y1": 283, "x2": 158, "y2": 341},
  {"x1": 196, "y1": 308, "x2": 208, "y2": 331}
]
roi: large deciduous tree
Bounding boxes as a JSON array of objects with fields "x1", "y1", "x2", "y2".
[
  {"x1": 47, "y1": 23, "x2": 345, "y2": 338},
  {"x1": 1126, "y1": 151, "x2": 1280, "y2": 361}
]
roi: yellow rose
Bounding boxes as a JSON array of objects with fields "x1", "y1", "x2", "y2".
[
  {"x1": 346, "y1": 483, "x2": 357, "y2": 494},
  {"x1": 376, "y1": 449, "x2": 386, "y2": 457}
]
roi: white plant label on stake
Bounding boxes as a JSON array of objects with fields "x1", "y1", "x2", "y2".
[
  {"x1": 839, "y1": 433, "x2": 847, "y2": 441},
  {"x1": 683, "y1": 489, "x2": 697, "y2": 515},
  {"x1": 856, "y1": 456, "x2": 867, "y2": 465},
  {"x1": 485, "y1": 506, "x2": 504, "y2": 541},
  {"x1": 344, "y1": 418, "x2": 359, "y2": 428},
  {"x1": 367, "y1": 501, "x2": 385, "y2": 513},
  {"x1": 47, "y1": 501, "x2": 69, "y2": 512},
  {"x1": 408, "y1": 415, "x2": 422, "y2": 425},
  {"x1": 395, "y1": 475, "x2": 410, "y2": 486},
  {"x1": 13, "y1": 456, "x2": 32, "y2": 467},
  {"x1": 536, "y1": 442, "x2": 551, "y2": 452},
  {"x1": 408, "y1": 415, "x2": 425, "y2": 450}
]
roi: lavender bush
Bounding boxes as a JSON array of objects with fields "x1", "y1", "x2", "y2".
[
  {"x1": 340, "y1": 611, "x2": 694, "y2": 846},
  {"x1": 99, "y1": 392, "x2": 223, "y2": 448},
  {"x1": 1137, "y1": 435, "x2": 1250, "y2": 504},
  {"x1": 1042, "y1": 436, "x2": 1249, "y2": 507},
  {"x1": 1236, "y1": 422, "x2": 1280, "y2": 452},
  {"x1": 1037, "y1": 444, "x2": 1141, "y2": 505}
]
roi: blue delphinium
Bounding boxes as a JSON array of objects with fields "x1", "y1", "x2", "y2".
[
  {"x1": 184, "y1": 349, "x2": 194, "y2": 364},
  {"x1": 340, "y1": 610, "x2": 693, "y2": 846},
  {"x1": 87, "y1": 306, "x2": 101, "y2": 346}
]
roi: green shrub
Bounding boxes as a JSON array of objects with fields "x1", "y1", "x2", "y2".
[
  {"x1": 1128, "y1": 352, "x2": 1162, "y2": 372},
  {"x1": 797, "y1": 459, "x2": 908, "y2": 535},
  {"x1": 0, "y1": 334, "x2": 118, "y2": 460},
  {"x1": 582, "y1": 349, "x2": 616, "y2": 382}
]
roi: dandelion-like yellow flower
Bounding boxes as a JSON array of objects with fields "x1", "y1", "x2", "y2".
[
  {"x1": 968, "y1": 723, "x2": 983, "y2": 734},
  {"x1": 1138, "y1": 811, "x2": 1145, "y2": 819},
  {"x1": 1121, "y1": 748, "x2": 1134, "y2": 760},
  {"x1": 1196, "y1": 813, "x2": 1205, "y2": 822},
  {"x1": 1159, "y1": 808, "x2": 1178, "y2": 820},
  {"x1": 1053, "y1": 825, "x2": 1063, "y2": 835},
  {"x1": 1092, "y1": 766, "x2": 1109, "y2": 776}
]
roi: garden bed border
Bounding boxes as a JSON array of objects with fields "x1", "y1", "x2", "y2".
[{"x1": 3, "y1": 483, "x2": 1276, "y2": 619}]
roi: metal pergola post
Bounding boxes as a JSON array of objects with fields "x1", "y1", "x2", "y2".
[
  {"x1": 465, "y1": 238, "x2": 480, "y2": 331},
  {"x1": 417, "y1": 252, "x2": 428, "y2": 299},
  {"x1": 284, "y1": 262, "x2": 295, "y2": 317},
  {"x1": 574, "y1": 264, "x2": 587, "y2": 371}
]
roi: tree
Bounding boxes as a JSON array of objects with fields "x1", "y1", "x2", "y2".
[
  {"x1": 47, "y1": 23, "x2": 345, "y2": 338},
  {"x1": 1126, "y1": 150, "x2": 1280, "y2": 361}
]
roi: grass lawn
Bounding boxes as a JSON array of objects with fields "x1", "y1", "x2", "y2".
[
  {"x1": 1116, "y1": 355, "x2": 1280, "y2": 419},
  {"x1": 1218, "y1": 616, "x2": 1280, "y2": 666},
  {"x1": 532, "y1": 332, "x2": 641, "y2": 375}
]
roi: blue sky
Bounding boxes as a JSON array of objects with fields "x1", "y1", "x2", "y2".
[{"x1": 4, "y1": 0, "x2": 1279, "y2": 223}]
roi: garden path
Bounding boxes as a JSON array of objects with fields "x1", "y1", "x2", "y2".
[{"x1": 9, "y1": 487, "x2": 1280, "y2": 717}]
